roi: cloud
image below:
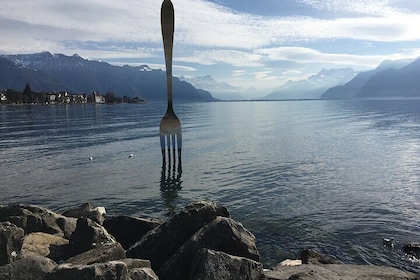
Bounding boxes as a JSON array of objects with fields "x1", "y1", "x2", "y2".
[
  {"x1": 1, "y1": 0, "x2": 420, "y2": 94},
  {"x1": 176, "y1": 49, "x2": 263, "y2": 67},
  {"x1": 257, "y1": 46, "x2": 417, "y2": 69},
  {"x1": 2, "y1": 0, "x2": 420, "y2": 55},
  {"x1": 296, "y1": 0, "x2": 400, "y2": 16}
]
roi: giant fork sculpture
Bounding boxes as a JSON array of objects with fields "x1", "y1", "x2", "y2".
[{"x1": 159, "y1": 0, "x2": 182, "y2": 171}]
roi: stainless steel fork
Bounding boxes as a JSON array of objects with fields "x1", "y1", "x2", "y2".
[{"x1": 160, "y1": 0, "x2": 182, "y2": 170}]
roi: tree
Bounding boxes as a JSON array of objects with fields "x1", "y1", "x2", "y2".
[
  {"x1": 105, "y1": 91, "x2": 117, "y2": 103},
  {"x1": 6, "y1": 88, "x2": 22, "y2": 104},
  {"x1": 22, "y1": 83, "x2": 33, "y2": 103}
]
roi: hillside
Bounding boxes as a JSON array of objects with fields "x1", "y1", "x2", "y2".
[
  {"x1": 321, "y1": 58, "x2": 419, "y2": 99},
  {"x1": 356, "y1": 58, "x2": 420, "y2": 98},
  {"x1": 0, "y1": 52, "x2": 215, "y2": 102}
]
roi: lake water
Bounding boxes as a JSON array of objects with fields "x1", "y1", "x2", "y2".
[{"x1": 1, "y1": 100, "x2": 420, "y2": 272}]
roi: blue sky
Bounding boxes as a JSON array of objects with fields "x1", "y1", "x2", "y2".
[{"x1": 1, "y1": 0, "x2": 420, "y2": 98}]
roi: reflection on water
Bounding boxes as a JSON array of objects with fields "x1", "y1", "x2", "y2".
[
  {"x1": 2, "y1": 101, "x2": 420, "y2": 273},
  {"x1": 160, "y1": 161, "x2": 182, "y2": 216}
]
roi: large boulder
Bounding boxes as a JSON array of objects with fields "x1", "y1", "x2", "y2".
[
  {"x1": 62, "y1": 203, "x2": 106, "y2": 225},
  {"x1": 47, "y1": 261, "x2": 128, "y2": 280},
  {"x1": 158, "y1": 216, "x2": 260, "y2": 280},
  {"x1": 0, "y1": 204, "x2": 76, "y2": 238},
  {"x1": 0, "y1": 255, "x2": 57, "y2": 280},
  {"x1": 189, "y1": 248, "x2": 263, "y2": 280},
  {"x1": 64, "y1": 242, "x2": 125, "y2": 265},
  {"x1": 103, "y1": 215, "x2": 162, "y2": 249},
  {"x1": 20, "y1": 232, "x2": 69, "y2": 262},
  {"x1": 0, "y1": 221, "x2": 24, "y2": 265},
  {"x1": 126, "y1": 200, "x2": 230, "y2": 270},
  {"x1": 65, "y1": 217, "x2": 116, "y2": 259}
]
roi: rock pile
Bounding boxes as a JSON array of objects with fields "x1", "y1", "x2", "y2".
[
  {"x1": 0, "y1": 200, "x2": 263, "y2": 280},
  {"x1": 0, "y1": 200, "x2": 418, "y2": 280}
]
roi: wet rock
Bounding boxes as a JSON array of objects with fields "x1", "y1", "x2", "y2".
[
  {"x1": 103, "y1": 215, "x2": 162, "y2": 249},
  {"x1": 126, "y1": 200, "x2": 229, "y2": 270},
  {"x1": 299, "y1": 249, "x2": 338, "y2": 265},
  {"x1": 47, "y1": 260, "x2": 128, "y2": 280},
  {"x1": 0, "y1": 204, "x2": 76, "y2": 238},
  {"x1": 264, "y1": 264, "x2": 416, "y2": 280},
  {"x1": 20, "y1": 232, "x2": 69, "y2": 262},
  {"x1": 0, "y1": 221, "x2": 24, "y2": 265},
  {"x1": 62, "y1": 202, "x2": 106, "y2": 225},
  {"x1": 403, "y1": 243, "x2": 420, "y2": 259},
  {"x1": 189, "y1": 248, "x2": 263, "y2": 280},
  {"x1": 64, "y1": 242, "x2": 125, "y2": 265},
  {"x1": 158, "y1": 216, "x2": 259, "y2": 280},
  {"x1": 0, "y1": 255, "x2": 57, "y2": 280},
  {"x1": 65, "y1": 217, "x2": 116, "y2": 259}
]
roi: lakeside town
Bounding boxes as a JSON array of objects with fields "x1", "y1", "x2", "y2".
[{"x1": 0, "y1": 83, "x2": 146, "y2": 105}]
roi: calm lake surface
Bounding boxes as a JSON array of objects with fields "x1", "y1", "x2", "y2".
[{"x1": 1, "y1": 100, "x2": 420, "y2": 272}]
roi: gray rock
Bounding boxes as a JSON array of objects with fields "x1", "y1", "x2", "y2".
[
  {"x1": 403, "y1": 243, "x2": 420, "y2": 259},
  {"x1": 129, "y1": 267, "x2": 159, "y2": 280},
  {"x1": 0, "y1": 221, "x2": 24, "y2": 265},
  {"x1": 118, "y1": 258, "x2": 152, "y2": 269},
  {"x1": 62, "y1": 203, "x2": 106, "y2": 225},
  {"x1": 20, "y1": 232, "x2": 69, "y2": 262},
  {"x1": 117, "y1": 258, "x2": 159, "y2": 279},
  {"x1": 264, "y1": 264, "x2": 416, "y2": 280},
  {"x1": 66, "y1": 217, "x2": 116, "y2": 259},
  {"x1": 55, "y1": 216, "x2": 77, "y2": 239},
  {"x1": 65, "y1": 242, "x2": 125, "y2": 265},
  {"x1": 0, "y1": 255, "x2": 57, "y2": 280},
  {"x1": 189, "y1": 248, "x2": 263, "y2": 280},
  {"x1": 158, "y1": 216, "x2": 259, "y2": 280},
  {"x1": 0, "y1": 204, "x2": 76, "y2": 238},
  {"x1": 126, "y1": 200, "x2": 229, "y2": 270},
  {"x1": 47, "y1": 260, "x2": 128, "y2": 280},
  {"x1": 103, "y1": 215, "x2": 162, "y2": 249},
  {"x1": 299, "y1": 249, "x2": 338, "y2": 265}
]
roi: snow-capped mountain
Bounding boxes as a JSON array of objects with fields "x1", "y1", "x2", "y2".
[
  {"x1": 179, "y1": 75, "x2": 245, "y2": 100},
  {"x1": 0, "y1": 52, "x2": 215, "y2": 101},
  {"x1": 262, "y1": 68, "x2": 357, "y2": 100}
]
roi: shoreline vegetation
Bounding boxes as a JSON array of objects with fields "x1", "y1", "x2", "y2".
[
  {"x1": 0, "y1": 200, "x2": 418, "y2": 280},
  {"x1": 0, "y1": 83, "x2": 146, "y2": 105}
]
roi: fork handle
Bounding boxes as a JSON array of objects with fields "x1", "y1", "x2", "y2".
[{"x1": 161, "y1": 0, "x2": 174, "y2": 109}]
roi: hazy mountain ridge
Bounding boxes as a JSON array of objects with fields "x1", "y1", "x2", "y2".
[
  {"x1": 321, "y1": 58, "x2": 419, "y2": 99},
  {"x1": 0, "y1": 52, "x2": 215, "y2": 101},
  {"x1": 262, "y1": 68, "x2": 357, "y2": 100},
  {"x1": 179, "y1": 75, "x2": 245, "y2": 100}
]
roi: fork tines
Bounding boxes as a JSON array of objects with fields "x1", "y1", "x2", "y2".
[{"x1": 160, "y1": 133, "x2": 182, "y2": 170}]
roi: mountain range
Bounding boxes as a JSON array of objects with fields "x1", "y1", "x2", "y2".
[
  {"x1": 321, "y1": 58, "x2": 419, "y2": 99},
  {"x1": 0, "y1": 52, "x2": 215, "y2": 102},
  {"x1": 2, "y1": 51, "x2": 420, "y2": 101},
  {"x1": 179, "y1": 75, "x2": 246, "y2": 100},
  {"x1": 262, "y1": 68, "x2": 357, "y2": 100}
]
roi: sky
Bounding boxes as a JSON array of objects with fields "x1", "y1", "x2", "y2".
[{"x1": 2, "y1": 0, "x2": 420, "y2": 98}]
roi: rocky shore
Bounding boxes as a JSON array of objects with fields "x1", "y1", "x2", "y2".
[{"x1": 0, "y1": 200, "x2": 418, "y2": 280}]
